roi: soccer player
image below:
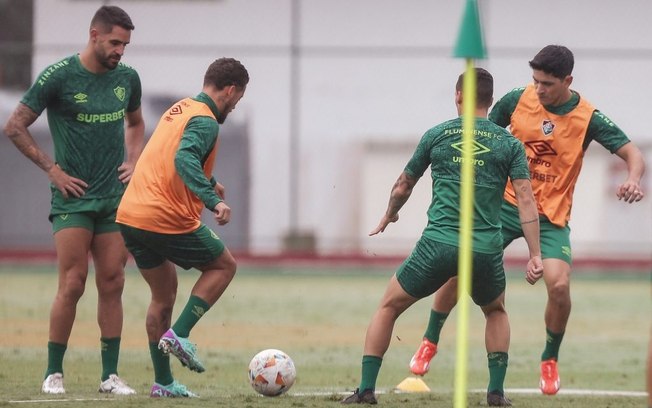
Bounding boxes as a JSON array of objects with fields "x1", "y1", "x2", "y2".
[
  {"x1": 116, "y1": 57, "x2": 249, "y2": 398},
  {"x1": 341, "y1": 68, "x2": 543, "y2": 407},
  {"x1": 2, "y1": 6, "x2": 144, "y2": 395},
  {"x1": 410, "y1": 45, "x2": 646, "y2": 396}
]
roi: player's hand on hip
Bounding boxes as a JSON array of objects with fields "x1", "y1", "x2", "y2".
[
  {"x1": 117, "y1": 162, "x2": 135, "y2": 184},
  {"x1": 525, "y1": 255, "x2": 544, "y2": 285},
  {"x1": 48, "y1": 164, "x2": 87, "y2": 199},
  {"x1": 213, "y1": 201, "x2": 231, "y2": 225},
  {"x1": 616, "y1": 181, "x2": 644, "y2": 203}
]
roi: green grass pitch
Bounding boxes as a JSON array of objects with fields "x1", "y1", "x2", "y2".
[{"x1": 0, "y1": 263, "x2": 648, "y2": 407}]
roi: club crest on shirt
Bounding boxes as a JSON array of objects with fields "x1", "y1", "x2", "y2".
[
  {"x1": 113, "y1": 86, "x2": 126, "y2": 102},
  {"x1": 541, "y1": 120, "x2": 555, "y2": 136}
]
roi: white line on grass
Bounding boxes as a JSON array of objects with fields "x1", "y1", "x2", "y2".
[
  {"x1": 8, "y1": 388, "x2": 648, "y2": 403},
  {"x1": 9, "y1": 398, "x2": 112, "y2": 404},
  {"x1": 497, "y1": 388, "x2": 647, "y2": 397},
  {"x1": 292, "y1": 388, "x2": 647, "y2": 398}
]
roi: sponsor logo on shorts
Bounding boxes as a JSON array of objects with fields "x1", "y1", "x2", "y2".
[
  {"x1": 210, "y1": 230, "x2": 219, "y2": 240},
  {"x1": 561, "y1": 246, "x2": 571, "y2": 258}
]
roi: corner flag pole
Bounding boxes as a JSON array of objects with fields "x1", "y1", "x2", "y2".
[{"x1": 452, "y1": 1, "x2": 486, "y2": 407}]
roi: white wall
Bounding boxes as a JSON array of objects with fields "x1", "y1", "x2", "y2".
[{"x1": 30, "y1": 0, "x2": 652, "y2": 257}]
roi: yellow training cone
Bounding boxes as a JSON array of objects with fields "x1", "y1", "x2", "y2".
[{"x1": 395, "y1": 376, "x2": 431, "y2": 393}]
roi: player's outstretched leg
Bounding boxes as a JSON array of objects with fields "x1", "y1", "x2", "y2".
[
  {"x1": 158, "y1": 328, "x2": 205, "y2": 373},
  {"x1": 409, "y1": 338, "x2": 438, "y2": 376}
]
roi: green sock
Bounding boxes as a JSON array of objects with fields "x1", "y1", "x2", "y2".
[
  {"x1": 359, "y1": 355, "x2": 382, "y2": 392},
  {"x1": 171, "y1": 295, "x2": 210, "y2": 338},
  {"x1": 541, "y1": 328, "x2": 564, "y2": 361},
  {"x1": 45, "y1": 341, "x2": 67, "y2": 378},
  {"x1": 149, "y1": 342, "x2": 174, "y2": 386},
  {"x1": 487, "y1": 352, "x2": 508, "y2": 394},
  {"x1": 100, "y1": 337, "x2": 121, "y2": 381},
  {"x1": 424, "y1": 310, "x2": 449, "y2": 344}
]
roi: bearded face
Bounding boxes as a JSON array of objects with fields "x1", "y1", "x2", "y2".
[{"x1": 92, "y1": 25, "x2": 131, "y2": 71}]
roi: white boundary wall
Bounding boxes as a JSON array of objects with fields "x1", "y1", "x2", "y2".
[
  {"x1": 25, "y1": 0, "x2": 652, "y2": 257},
  {"x1": 359, "y1": 141, "x2": 652, "y2": 259}
]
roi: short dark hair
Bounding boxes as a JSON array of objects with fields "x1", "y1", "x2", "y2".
[
  {"x1": 456, "y1": 67, "x2": 493, "y2": 108},
  {"x1": 90, "y1": 5, "x2": 135, "y2": 33},
  {"x1": 529, "y1": 45, "x2": 574, "y2": 79},
  {"x1": 204, "y1": 58, "x2": 250, "y2": 90}
]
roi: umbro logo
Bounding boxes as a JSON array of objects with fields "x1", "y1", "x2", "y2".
[
  {"x1": 451, "y1": 140, "x2": 491, "y2": 156},
  {"x1": 164, "y1": 105, "x2": 183, "y2": 122},
  {"x1": 74, "y1": 93, "x2": 88, "y2": 103},
  {"x1": 524, "y1": 141, "x2": 557, "y2": 156},
  {"x1": 192, "y1": 306, "x2": 205, "y2": 318}
]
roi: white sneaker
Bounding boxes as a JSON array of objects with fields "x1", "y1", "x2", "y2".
[
  {"x1": 42, "y1": 373, "x2": 65, "y2": 394},
  {"x1": 98, "y1": 374, "x2": 136, "y2": 395}
]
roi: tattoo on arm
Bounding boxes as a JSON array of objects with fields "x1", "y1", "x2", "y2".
[
  {"x1": 4, "y1": 104, "x2": 54, "y2": 172},
  {"x1": 386, "y1": 173, "x2": 417, "y2": 215}
]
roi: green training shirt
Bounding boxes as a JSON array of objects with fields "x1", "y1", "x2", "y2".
[
  {"x1": 489, "y1": 87, "x2": 631, "y2": 153},
  {"x1": 405, "y1": 117, "x2": 530, "y2": 254},
  {"x1": 21, "y1": 54, "x2": 142, "y2": 199},
  {"x1": 174, "y1": 92, "x2": 221, "y2": 210}
]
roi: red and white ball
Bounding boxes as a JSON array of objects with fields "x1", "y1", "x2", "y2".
[{"x1": 248, "y1": 349, "x2": 296, "y2": 396}]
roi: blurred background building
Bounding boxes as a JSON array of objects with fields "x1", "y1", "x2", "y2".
[{"x1": 0, "y1": 0, "x2": 650, "y2": 265}]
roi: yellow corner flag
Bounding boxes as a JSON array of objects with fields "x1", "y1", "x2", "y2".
[{"x1": 452, "y1": 1, "x2": 486, "y2": 407}]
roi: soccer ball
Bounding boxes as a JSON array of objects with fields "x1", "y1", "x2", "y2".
[{"x1": 248, "y1": 348, "x2": 296, "y2": 396}]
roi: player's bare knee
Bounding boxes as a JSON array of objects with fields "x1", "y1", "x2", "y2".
[
  {"x1": 226, "y1": 259, "x2": 237, "y2": 279},
  {"x1": 220, "y1": 253, "x2": 237, "y2": 279},
  {"x1": 481, "y1": 301, "x2": 506, "y2": 318},
  {"x1": 58, "y1": 276, "x2": 86, "y2": 302},
  {"x1": 97, "y1": 271, "x2": 126, "y2": 298},
  {"x1": 547, "y1": 281, "x2": 570, "y2": 302}
]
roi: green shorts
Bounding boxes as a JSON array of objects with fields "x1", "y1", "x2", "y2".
[
  {"x1": 396, "y1": 236, "x2": 505, "y2": 306},
  {"x1": 119, "y1": 224, "x2": 226, "y2": 270},
  {"x1": 500, "y1": 201, "x2": 572, "y2": 265},
  {"x1": 49, "y1": 196, "x2": 122, "y2": 234}
]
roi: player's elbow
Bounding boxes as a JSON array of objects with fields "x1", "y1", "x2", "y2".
[
  {"x1": 2, "y1": 118, "x2": 13, "y2": 139},
  {"x1": 2, "y1": 121, "x2": 22, "y2": 145},
  {"x1": 514, "y1": 188, "x2": 536, "y2": 211}
]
